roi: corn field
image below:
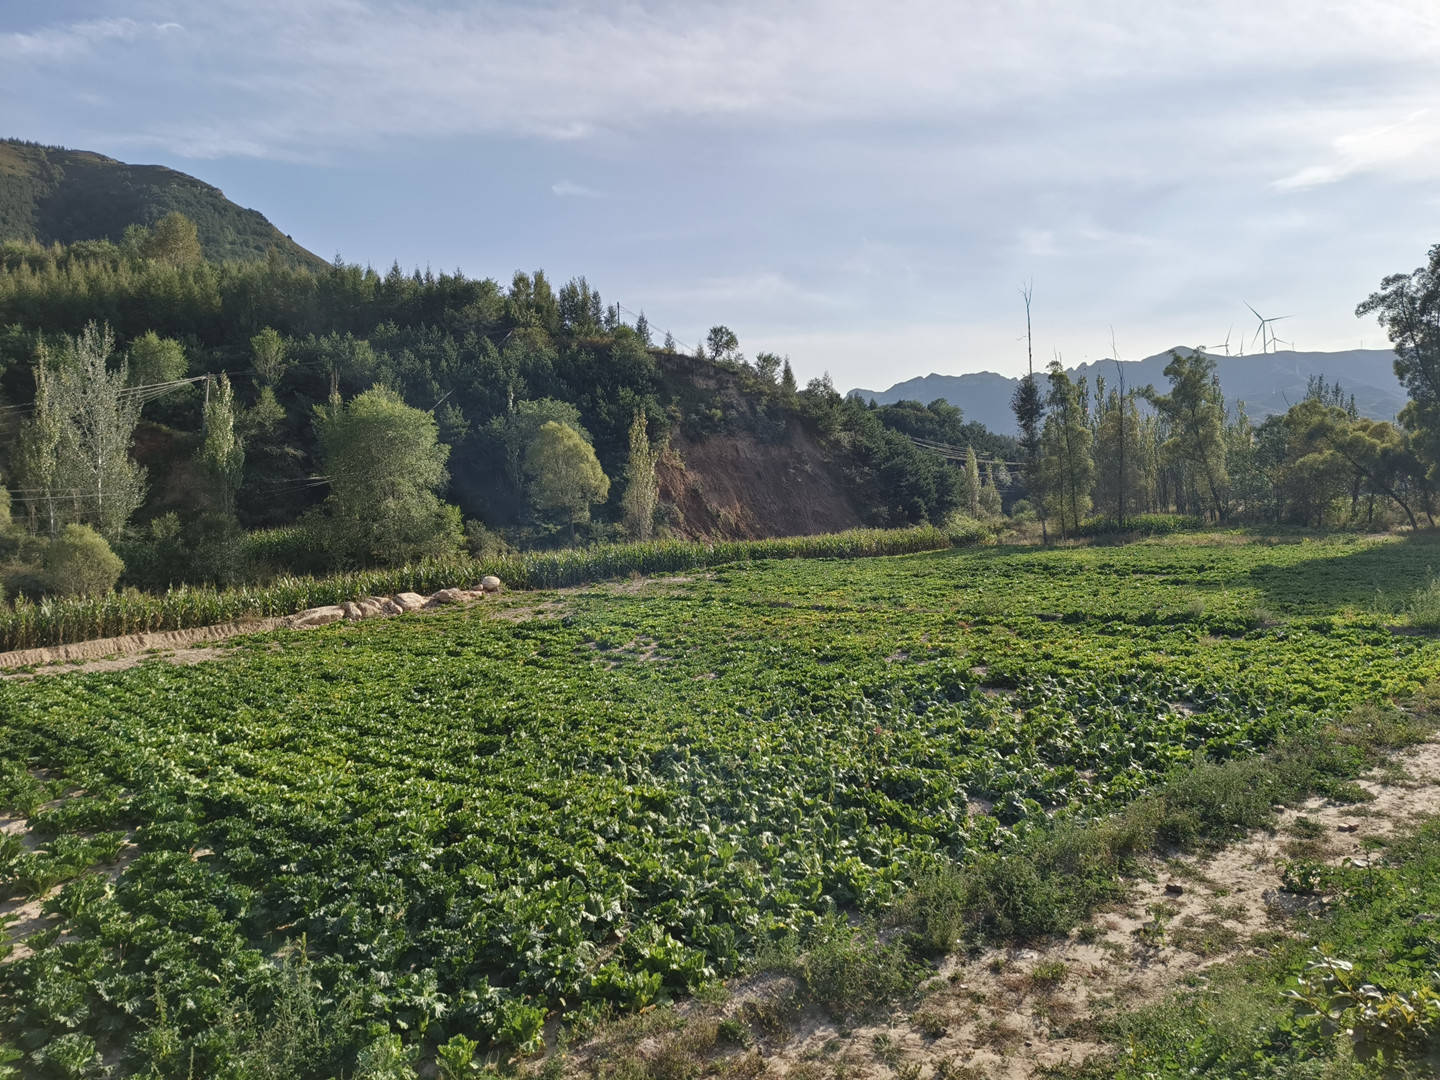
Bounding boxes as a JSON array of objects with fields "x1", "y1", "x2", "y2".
[{"x1": 0, "y1": 526, "x2": 951, "y2": 652}]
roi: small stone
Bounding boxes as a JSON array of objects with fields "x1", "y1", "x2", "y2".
[
  {"x1": 392, "y1": 593, "x2": 426, "y2": 612},
  {"x1": 480, "y1": 575, "x2": 503, "y2": 593},
  {"x1": 1338, "y1": 822, "x2": 1360, "y2": 833},
  {"x1": 341, "y1": 601, "x2": 363, "y2": 620},
  {"x1": 1164, "y1": 883, "x2": 1185, "y2": 896}
]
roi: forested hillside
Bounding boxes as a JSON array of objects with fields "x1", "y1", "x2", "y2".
[
  {"x1": 0, "y1": 139, "x2": 325, "y2": 268},
  {"x1": 0, "y1": 222, "x2": 982, "y2": 596}
]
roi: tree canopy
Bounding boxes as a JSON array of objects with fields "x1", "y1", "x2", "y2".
[
  {"x1": 312, "y1": 385, "x2": 461, "y2": 565},
  {"x1": 525, "y1": 420, "x2": 610, "y2": 539}
]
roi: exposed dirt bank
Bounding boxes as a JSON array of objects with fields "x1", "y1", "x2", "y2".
[{"x1": 0, "y1": 619, "x2": 287, "y2": 677}]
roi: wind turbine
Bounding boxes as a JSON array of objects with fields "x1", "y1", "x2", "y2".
[
  {"x1": 1205, "y1": 326, "x2": 1235, "y2": 356},
  {"x1": 1244, "y1": 302, "x2": 1291, "y2": 354}
]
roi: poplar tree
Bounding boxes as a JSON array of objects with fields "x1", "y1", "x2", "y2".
[
  {"x1": 1010, "y1": 283, "x2": 1048, "y2": 540},
  {"x1": 621, "y1": 411, "x2": 662, "y2": 541},
  {"x1": 23, "y1": 323, "x2": 146, "y2": 539},
  {"x1": 198, "y1": 374, "x2": 245, "y2": 516},
  {"x1": 1093, "y1": 384, "x2": 1148, "y2": 521},
  {"x1": 19, "y1": 354, "x2": 64, "y2": 536},
  {"x1": 251, "y1": 327, "x2": 289, "y2": 386},
  {"x1": 1039, "y1": 362, "x2": 1093, "y2": 537},
  {"x1": 962, "y1": 446, "x2": 981, "y2": 516}
]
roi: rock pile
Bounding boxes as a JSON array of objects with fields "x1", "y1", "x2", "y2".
[{"x1": 286, "y1": 578, "x2": 502, "y2": 630}]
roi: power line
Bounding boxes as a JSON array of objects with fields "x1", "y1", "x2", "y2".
[{"x1": 905, "y1": 435, "x2": 1026, "y2": 468}]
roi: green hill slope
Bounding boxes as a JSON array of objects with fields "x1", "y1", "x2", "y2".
[{"x1": 0, "y1": 139, "x2": 326, "y2": 268}]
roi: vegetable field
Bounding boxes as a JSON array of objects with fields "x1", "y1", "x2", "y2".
[{"x1": 3, "y1": 533, "x2": 1440, "y2": 1077}]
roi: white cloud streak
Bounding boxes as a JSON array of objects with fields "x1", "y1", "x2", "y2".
[
  {"x1": 1273, "y1": 109, "x2": 1440, "y2": 191},
  {"x1": 0, "y1": 16, "x2": 180, "y2": 60},
  {"x1": 551, "y1": 180, "x2": 604, "y2": 199},
  {"x1": 8, "y1": 1, "x2": 1440, "y2": 163}
]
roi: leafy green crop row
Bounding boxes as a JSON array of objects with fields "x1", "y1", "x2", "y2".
[
  {"x1": 0, "y1": 526, "x2": 950, "y2": 652},
  {"x1": 1, "y1": 532, "x2": 1438, "y2": 1078}
]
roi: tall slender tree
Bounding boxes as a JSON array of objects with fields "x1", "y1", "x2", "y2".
[
  {"x1": 962, "y1": 446, "x2": 981, "y2": 516},
  {"x1": 1146, "y1": 351, "x2": 1229, "y2": 521},
  {"x1": 1010, "y1": 281, "x2": 1048, "y2": 540},
  {"x1": 29, "y1": 323, "x2": 147, "y2": 539},
  {"x1": 198, "y1": 374, "x2": 244, "y2": 517},
  {"x1": 621, "y1": 410, "x2": 662, "y2": 541},
  {"x1": 1039, "y1": 362, "x2": 1094, "y2": 536},
  {"x1": 1093, "y1": 381, "x2": 1147, "y2": 521}
]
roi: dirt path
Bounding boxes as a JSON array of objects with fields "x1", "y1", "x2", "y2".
[
  {"x1": 0, "y1": 618, "x2": 287, "y2": 679},
  {"x1": 740, "y1": 739, "x2": 1440, "y2": 1080}
]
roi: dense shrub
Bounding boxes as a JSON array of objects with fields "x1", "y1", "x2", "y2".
[
  {"x1": 1073, "y1": 513, "x2": 1201, "y2": 538},
  {"x1": 43, "y1": 525, "x2": 123, "y2": 597}
]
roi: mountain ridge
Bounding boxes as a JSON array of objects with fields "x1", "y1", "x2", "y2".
[
  {"x1": 849, "y1": 347, "x2": 1407, "y2": 434},
  {"x1": 0, "y1": 138, "x2": 326, "y2": 268}
]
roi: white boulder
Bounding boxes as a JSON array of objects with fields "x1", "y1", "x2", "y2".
[{"x1": 291, "y1": 605, "x2": 345, "y2": 628}]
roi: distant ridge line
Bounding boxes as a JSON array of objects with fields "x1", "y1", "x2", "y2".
[{"x1": 849, "y1": 346, "x2": 1404, "y2": 435}]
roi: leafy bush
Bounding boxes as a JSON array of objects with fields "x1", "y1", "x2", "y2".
[
  {"x1": 43, "y1": 524, "x2": 123, "y2": 597},
  {"x1": 763, "y1": 917, "x2": 918, "y2": 1019},
  {"x1": 941, "y1": 513, "x2": 999, "y2": 546}
]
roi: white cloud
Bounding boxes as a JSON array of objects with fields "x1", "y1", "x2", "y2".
[
  {"x1": 1273, "y1": 109, "x2": 1440, "y2": 191},
  {"x1": 0, "y1": 17, "x2": 179, "y2": 60},
  {"x1": 11, "y1": 1, "x2": 1440, "y2": 160},
  {"x1": 650, "y1": 271, "x2": 842, "y2": 317},
  {"x1": 551, "y1": 180, "x2": 603, "y2": 199}
]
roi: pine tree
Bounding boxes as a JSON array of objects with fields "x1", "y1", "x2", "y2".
[{"x1": 780, "y1": 360, "x2": 798, "y2": 397}]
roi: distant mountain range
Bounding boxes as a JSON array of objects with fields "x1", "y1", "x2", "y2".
[
  {"x1": 0, "y1": 138, "x2": 326, "y2": 268},
  {"x1": 849, "y1": 347, "x2": 1407, "y2": 434}
]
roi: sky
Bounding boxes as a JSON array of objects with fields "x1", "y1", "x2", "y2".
[{"x1": 3, "y1": 1, "x2": 1439, "y2": 392}]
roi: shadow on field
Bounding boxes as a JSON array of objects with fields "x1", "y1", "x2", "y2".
[{"x1": 1249, "y1": 532, "x2": 1440, "y2": 614}]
